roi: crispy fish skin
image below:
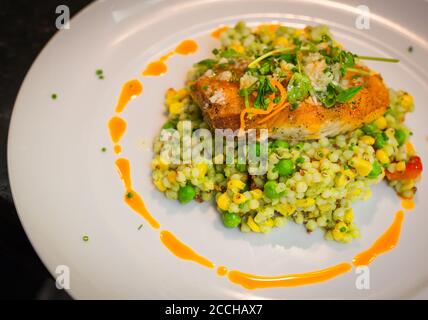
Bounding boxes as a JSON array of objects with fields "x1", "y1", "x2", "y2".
[
  {"x1": 191, "y1": 77, "x2": 243, "y2": 130},
  {"x1": 190, "y1": 73, "x2": 389, "y2": 140}
]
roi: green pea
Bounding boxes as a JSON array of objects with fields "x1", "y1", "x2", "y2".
[
  {"x1": 296, "y1": 156, "x2": 305, "y2": 164},
  {"x1": 368, "y1": 161, "x2": 382, "y2": 178},
  {"x1": 264, "y1": 181, "x2": 280, "y2": 199},
  {"x1": 295, "y1": 142, "x2": 304, "y2": 150},
  {"x1": 271, "y1": 140, "x2": 289, "y2": 149},
  {"x1": 395, "y1": 129, "x2": 407, "y2": 146},
  {"x1": 374, "y1": 132, "x2": 387, "y2": 149},
  {"x1": 222, "y1": 212, "x2": 241, "y2": 228},
  {"x1": 178, "y1": 185, "x2": 196, "y2": 204},
  {"x1": 362, "y1": 123, "x2": 377, "y2": 135},
  {"x1": 275, "y1": 159, "x2": 295, "y2": 177}
]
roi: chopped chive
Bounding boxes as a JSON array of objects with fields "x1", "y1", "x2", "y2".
[
  {"x1": 51, "y1": 94, "x2": 57, "y2": 100},
  {"x1": 101, "y1": 147, "x2": 107, "y2": 152},
  {"x1": 82, "y1": 235, "x2": 89, "y2": 242},
  {"x1": 202, "y1": 85, "x2": 208, "y2": 90},
  {"x1": 138, "y1": 224, "x2": 144, "y2": 230},
  {"x1": 408, "y1": 46, "x2": 413, "y2": 53},
  {"x1": 96, "y1": 69, "x2": 105, "y2": 80},
  {"x1": 346, "y1": 68, "x2": 372, "y2": 76},
  {"x1": 355, "y1": 55, "x2": 399, "y2": 63},
  {"x1": 126, "y1": 192, "x2": 134, "y2": 199},
  {"x1": 248, "y1": 47, "x2": 295, "y2": 68}
]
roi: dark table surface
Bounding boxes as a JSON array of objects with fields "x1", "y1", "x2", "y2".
[{"x1": 0, "y1": 0, "x2": 93, "y2": 300}]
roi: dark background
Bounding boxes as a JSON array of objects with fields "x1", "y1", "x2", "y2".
[{"x1": 0, "y1": 0, "x2": 93, "y2": 300}]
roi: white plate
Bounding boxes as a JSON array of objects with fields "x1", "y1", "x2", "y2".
[{"x1": 8, "y1": 0, "x2": 428, "y2": 299}]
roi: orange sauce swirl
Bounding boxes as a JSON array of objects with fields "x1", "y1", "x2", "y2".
[
  {"x1": 353, "y1": 210, "x2": 404, "y2": 266},
  {"x1": 211, "y1": 26, "x2": 228, "y2": 39},
  {"x1": 115, "y1": 79, "x2": 143, "y2": 113},
  {"x1": 217, "y1": 266, "x2": 228, "y2": 277},
  {"x1": 108, "y1": 116, "x2": 126, "y2": 144},
  {"x1": 115, "y1": 158, "x2": 160, "y2": 229},
  {"x1": 175, "y1": 39, "x2": 198, "y2": 55},
  {"x1": 227, "y1": 263, "x2": 352, "y2": 290},
  {"x1": 401, "y1": 198, "x2": 415, "y2": 210},
  {"x1": 143, "y1": 40, "x2": 198, "y2": 76},
  {"x1": 160, "y1": 230, "x2": 214, "y2": 268}
]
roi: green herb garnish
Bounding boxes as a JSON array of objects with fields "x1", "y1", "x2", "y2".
[
  {"x1": 96, "y1": 69, "x2": 105, "y2": 79},
  {"x1": 336, "y1": 85, "x2": 363, "y2": 103},
  {"x1": 287, "y1": 73, "x2": 311, "y2": 107},
  {"x1": 355, "y1": 55, "x2": 399, "y2": 63}
]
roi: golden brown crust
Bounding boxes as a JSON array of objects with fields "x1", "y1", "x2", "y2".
[{"x1": 191, "y1": 72, "x2": 389, "y2": 140}]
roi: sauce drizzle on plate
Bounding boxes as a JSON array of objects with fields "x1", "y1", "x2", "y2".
[
  {"x1": 353, "y1": 210, "x2": 404, "y2": 266},
  {"x1": 160, "y1": 230, "x2": 214, "y2": 268},
  {"x1": 142, "y1": 40, "x2": 198, "y2": 76},
  {"x1": 227, "y1": 263, "x2": 352, "y2": 289}
]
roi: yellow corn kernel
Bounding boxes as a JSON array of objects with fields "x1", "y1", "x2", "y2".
[
  {"x1": 167, "y1": 171, "x2": 177, "y2": 183},
  {"x1": 250, "y1": 189, "x2": 263, "y2": 200},
  {"x1": 247, "y1": 216, "x2": 261, "y2": 232},
  {"x1": 231, "y1": 44, "x2": 245, "y2": 53},
  {"x1": 335, "y1": 174, "x2": 349, "y2": 188},
  {"x1": 176, "y1": 88, "x2": 189, "y2": 100},
  {"x1": 233, "y1": 193, "x2": 247, "y2": 205},
  {"x1": 296, "y1": 198, "x2": 315, "y2": 208},
  {"x1": 166, "y1": 88, "x2": 176, "y2": 100},
  {"x1": 374, "y1": 117, "x2": 387, "y2": 130},
  {"x1": 400, "y1": 93, "x2": 414, "y2": 110},
  {"x1": 332, "y1": 229, "x2": 345, "y2": 241},
  {"x1": 344, "y1": 209, "x2": 354, "y2": 224},
  {"x1": 294, "y1": 29, "x2": 304, "y2": 36},
  {"x1": 274, "y1": 37, "x2": 289, "y2": 47},
  {"x1": 406, "y1": 142, "x2": 415, "y2": 153},
  {"x1": 263, "y1": 218, "x2": 275, "y2": 228},
  {"x1": 333, "y1": 222, "x2": 348, "y2": 241},
  {"x1": 197, "y1": 163, "x2": 208, "y2": 177},
  {"x1": 401, "y1": 180, "x2": 415, "y2": 191},
  {"x1": 154, "y1": 180, "x2": 166, "y2": 192},
  {"x1": 361, "y1": 135, "x2": 375, "y2": 145},
  {"x1": 350, "y1": 157, "x2": 372, "y2": 177},
  {"x1": 376, "y1": 149, "x2": 390, "y2": 164},
  {"x1": 275, "y1": 203, "x2": 296, "y2": 216},
  {"x1": 349, "y1": 188, "x2": 362, "y2": 197},
  {"x1": 228, "y1": 179, "x2": 246, "y2": 190},
  {"x1": 396, "y1": 161, "x2": 406, "y2": 172},
  {"x1": 343, "y1": 169, "x2": 356, "y2": 179},
  {"x1": 217, "y1": 193, "x2": 231, "y2": 211},
  {"x1": 152, "y1": 156, "x2": 169, "y2": 170},
  {"x1": 169, "y1": 102, "x2": 184, "y2": 115}
]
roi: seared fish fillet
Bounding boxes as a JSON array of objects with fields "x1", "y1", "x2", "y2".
[{"x1": 190, "y1": 71, "x2": 389, "y2": 140}]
